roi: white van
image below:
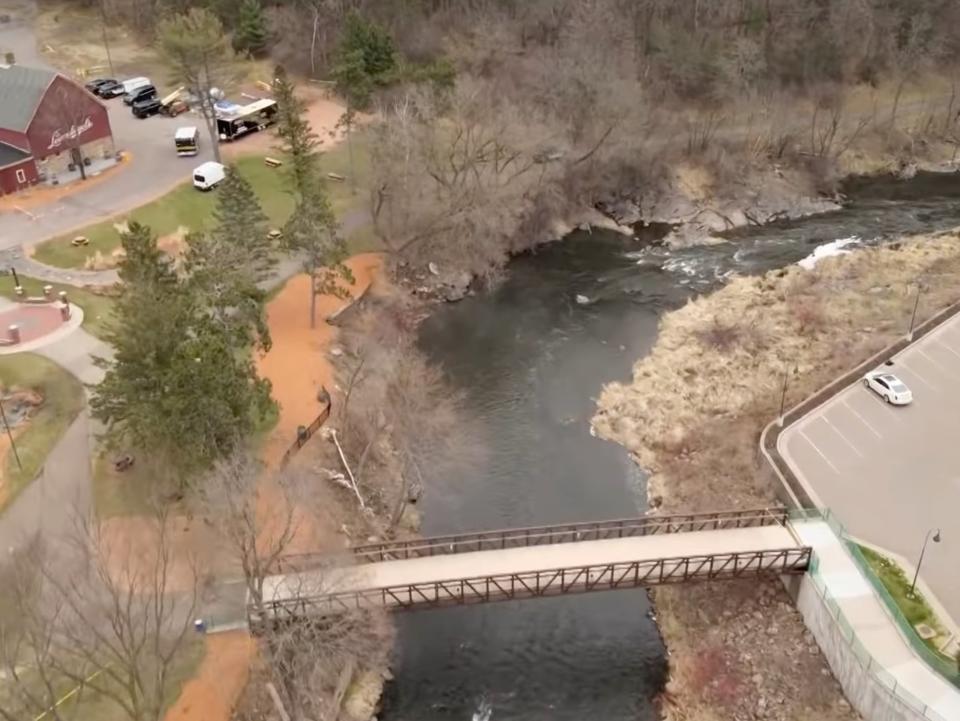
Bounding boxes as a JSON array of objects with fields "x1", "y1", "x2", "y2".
[
  {"x1": 121, "y1": 76, "x2": 151, "y2": 94},
  {"x1": 192, "y1": 161, "x2": 225, "y2": 191}
]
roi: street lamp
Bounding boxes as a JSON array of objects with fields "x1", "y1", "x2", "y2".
[
  {"x1": 910, "y1": 528, "x2": 941, "y2": 595},
  {"x1": 907, "y1": 283, "x2": 924, "y2": 340}
]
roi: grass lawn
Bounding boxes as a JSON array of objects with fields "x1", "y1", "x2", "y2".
[
  {"x1": 0, "y1": 354, "x2": 85, "y2": 513},
  {"x1": 38, "y1": 636, "x2": 205, "y2": 721},
  {"x1": 34, "y1": 136, "x2": 372, "y2": 270},
  {"x1": 93, "y1": 400, "x2": 277, "y2": 519},
  {"x1": 0, "y1": 274, "x2": 116, "y2": 341},
  {"x1": 858, "y1": 545, "x2": 955, "y2": 662}
]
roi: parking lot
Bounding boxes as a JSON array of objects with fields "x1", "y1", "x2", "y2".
[{"x1": 779, "y1": 314, "x2": 960, "y2": 624}]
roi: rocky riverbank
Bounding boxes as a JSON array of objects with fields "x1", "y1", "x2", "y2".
[{"x1": 592, "y1": 230, "x2": 960, "y2": 720}]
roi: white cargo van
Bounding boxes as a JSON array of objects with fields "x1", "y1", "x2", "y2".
[
  {"x1": 121, "y1": 77, "x2": 151, "y2": 94},
  {"x1": 192, "y1": 161, "x2": 225, "y2": 190}
]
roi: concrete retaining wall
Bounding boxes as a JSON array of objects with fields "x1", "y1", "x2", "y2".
[{"x1": 791, "y1": 574, "x2": 934, "y2": 721}]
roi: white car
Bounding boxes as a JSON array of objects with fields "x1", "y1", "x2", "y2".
[{"x1": 863, "y1": 372, "x2": 913, "y2": 405}]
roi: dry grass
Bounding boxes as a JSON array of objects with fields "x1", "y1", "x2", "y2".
[
  {"x1": 593, "y1": 230, "x2": 960, "y2": 719},
  {"x1": 594, "y1": 230, "x2": 960, "y2": 509}
]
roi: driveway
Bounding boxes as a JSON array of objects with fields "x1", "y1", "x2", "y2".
[
  {"x1": 778, "y1": 315, "x2": 960, "y2": 624},
  {"x1": 0, "y1": 3, "x2": 213, "y2": 251}
]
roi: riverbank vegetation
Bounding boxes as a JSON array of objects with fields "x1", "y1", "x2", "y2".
[
  {"x1": 594, "y1": 230, "x2": 960, "y2": 720},
  {"x1": 43, "y1": 0, "x2": 960, "y2": 283}
]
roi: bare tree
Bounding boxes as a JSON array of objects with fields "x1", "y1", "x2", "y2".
[
  {"x1": 333, "y1": 292, "x2": 470, "y2": 529},
  {"x1": 193, "y1": 451, "x2": 304, "y2": 616},
  {"x1": 0, "y1": 508, "x2": 201, "y2": 721}
]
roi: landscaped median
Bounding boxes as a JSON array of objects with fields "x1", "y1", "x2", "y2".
[
  {"x1": 31, "y1": 138, "x2": 372, "y2": 272},
  {"x1": 0, "y1": 353, "x2": 85, "y2": 512}
]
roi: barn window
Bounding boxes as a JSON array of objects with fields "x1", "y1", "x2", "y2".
[{"x1": 15, "y1": 169, "x2": 26, "y2": 183}]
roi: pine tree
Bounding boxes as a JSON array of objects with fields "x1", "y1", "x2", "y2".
[
  {"x1": 92, "y1": 222, "x2": 272, "y2": 488},
  {"x1": 283, "y1": 176, "x2": 353, "y2": 328},
  {"x1": 332, "y1": 13, "x2": 395, "y2": 110},
  {"x1": 234, "y1": 0, "x2": 268, "y2": 56},
  {"x1": 272, "y1": 66, "x2": 319, "y2": 198},
  {"x1": 184, "y1": 166, "x2": 275, "y2": 350}
]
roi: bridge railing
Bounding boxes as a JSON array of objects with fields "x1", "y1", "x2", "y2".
[
  {"x1": 279, "y1": 507, "x2": 789, "y2": 569},
  {"x1": 254, "y1": 546, "x2": 811, "y2": 624}
]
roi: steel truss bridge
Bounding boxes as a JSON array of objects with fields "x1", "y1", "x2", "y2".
[{"x1": 249, "y1": 508, "x2": 811, "y2": 627}]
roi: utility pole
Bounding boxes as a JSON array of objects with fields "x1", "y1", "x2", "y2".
[
  {"x1": 0, "y1": 397, "x2": 22, "y2": 473},
  {"x1": 98, "y1": 0, "x2": 115, "y2": 76}
]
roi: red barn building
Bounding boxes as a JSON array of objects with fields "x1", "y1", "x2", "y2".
[{"x1": 0, "y1": 64, "x2": 114, "y2": 195}]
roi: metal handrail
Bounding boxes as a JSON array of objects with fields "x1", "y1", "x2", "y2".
[
  {"x1": 279, "y1": 507, "x2": 789, "y2": 569},
  {"x1": 253, "y1": 546, "x2": 811, "y2": 623}
]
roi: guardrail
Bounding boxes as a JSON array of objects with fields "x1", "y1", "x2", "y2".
[
  {"x1": 793, "y1": 508, "x2": 960, "y2": 695},
  {"x1": 278, "y1": 396, "x2": 332, "y2": 470},
  {"x1": 760, "y1": 298, "x2": 960, "y2": 508},
  {"x1": 253, "y1": 546, "x2": 812, "y2": 624},
  {"x1": 278, "y1": 507, "x2": 790, "y2": 569},
  {"x1": 796, "y1": 509, "x2": 956, "y2": 720}
]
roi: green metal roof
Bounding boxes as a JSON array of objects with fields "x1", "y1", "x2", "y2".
[{"x1": 0, "y1": 64, "x2": 56, "y2": 132}]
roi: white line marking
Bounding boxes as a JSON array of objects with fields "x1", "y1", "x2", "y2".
[
  {"x1": 896, "y1": 365, "x2": 938, "y2": 391},
  {"x1": 841, "y1": 399, "x2": 881, "y2": 438},
  {"x1": 820, "y1": 416, "x2": 864, "y2": 458},
  {"x1": 916, "y1": 348, "x2": 960, "y2": 381},
  {"x1": 935, "y1": 339, "x2": 960, "y2": 362},
  {"x1": 798, "y1": 430, "x2": 839, "y2": 473}
]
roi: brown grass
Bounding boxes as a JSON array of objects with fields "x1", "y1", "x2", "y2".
[{"x1": 593, "y1": 229, "x2": 960, "y2": 719}]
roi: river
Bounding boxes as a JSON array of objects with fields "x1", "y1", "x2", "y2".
[{"x1": 380, "y1": 171, "x2": 960, "y2": 721}]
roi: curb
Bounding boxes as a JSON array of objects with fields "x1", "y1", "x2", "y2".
[{"x1": 759, "y1": 298, "x2": 960, "y2": 510}]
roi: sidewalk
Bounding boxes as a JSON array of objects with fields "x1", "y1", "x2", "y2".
[{"x1": 793, "y1": 518, "x2": 960, "y2": 721}]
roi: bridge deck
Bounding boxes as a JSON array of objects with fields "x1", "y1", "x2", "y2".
[{"x1": 260, "y1": 524, "x2": 804, "y2": 617}]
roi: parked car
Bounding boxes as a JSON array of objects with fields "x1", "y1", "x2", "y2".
[
  {"x1": 132, "y1": 96, "x2": 163, "y2": 119},
  {"x1": 863, "y1": 372, "x2": 913, "y2": 405},
  {"x1": 95, "y1": 79, "x2": 125, "y2": 98},
  {"x1": 192, "y1": 161, "x2": 225, "y2": 190},
  {"x1": 123, "y1": 84, "x2": 157, "y2": 106},
  {"x1": 120, "y1": 76, "x2": 151, "y2": 94},
  {"x1": 84, "y1": 77, "x2": 115, "y2": 94}
]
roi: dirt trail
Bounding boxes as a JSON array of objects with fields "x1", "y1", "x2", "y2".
[
  {"x1": 160, "y1": 253, "x2": 382, "y2": 721},
  {"x1": 163, "y1": 632, "x2": 256, "y2": 721}
]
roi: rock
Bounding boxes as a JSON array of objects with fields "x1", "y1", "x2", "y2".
[
  {"x1": 330, "y1": 346, "x2": 344, "y2": 357},
  {"x1": 428, "y1": 262, "x2": 440, "y2": 276},
  {"x1": 575, "y1": 294, "x2": 590, "y2": 305}
]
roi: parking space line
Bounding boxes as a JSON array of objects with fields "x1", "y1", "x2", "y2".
[
  {"x1": 916, "y1": 349, "x2": 960, "y2": 380},
  {"x1": 799, "y1": 429, "x2": 840, "y2": 473},
  {"x1": 935, "y1": 339, "x2": 960, "y2": 362},
  {"x1": 894, "y1": 364, "x2": 939, "y2": 392},
  {"x1": 819, "y1": 416, "x2": 864, "y2": 457},
  {"x1": 841, "y1": 399, "x2": 882, "y2": 438}
]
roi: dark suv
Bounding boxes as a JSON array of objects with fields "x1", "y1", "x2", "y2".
[
  {"x1": 132, "y1": 96, "x2": 163, "y2": 119},
  {"x1": 123, "y1": 85, "x2": 156, "y2": 106},
  {"x1": 84, "y1": 78, "x2": 115, "y2": 94},
  {"x1": 94, "y1": 79, "x2": 124, "y2": 98}
]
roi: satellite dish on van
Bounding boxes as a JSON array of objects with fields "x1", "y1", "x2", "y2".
[{"x1": 209, "y1": 87, "x2": 224, "y2": 100}]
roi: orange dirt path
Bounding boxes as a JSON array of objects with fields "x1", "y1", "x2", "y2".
[
  {"x1": 160, "y1": 253, "x2": 382, "y2": 721},
  {"x1": 258, "y1": 253, "x2": 383, "y2": 467},
  {"x1": 163, "y1": 631, "x2": 256, "y2": 721}
]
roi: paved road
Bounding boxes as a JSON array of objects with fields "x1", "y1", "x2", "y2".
[
  {"x1": 0, "y1": 3, "x2": 213, "y2": 251},
  {"x1": 263, "y1": 524, "x2": 802, "y2": 611},
  {"x1": 779, "y1": 314, "x2": 960, "y2": 623}
]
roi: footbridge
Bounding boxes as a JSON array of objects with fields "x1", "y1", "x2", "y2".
[{"x1": 250, "y1": 508, "x2": 811, "y2": 626}]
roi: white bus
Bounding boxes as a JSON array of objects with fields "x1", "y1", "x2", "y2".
[{"x1": 174, "y1": 126, "x2": 199, "y2": 157}]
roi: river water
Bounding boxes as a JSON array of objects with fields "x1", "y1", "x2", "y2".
[{"x1": 381, "y1": 171, "x2": 960, "y2": 721}]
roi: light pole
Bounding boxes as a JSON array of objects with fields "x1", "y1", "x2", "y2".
[
  {"x1": 907, "y1": 283, "x2": 924, "y2": 340},
  {"x1": 777, "y1": 365, "x2": 796, "y2": 427},
  {"x1": 910, "y1": 528, "x2": 941, "y2": 595}
]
